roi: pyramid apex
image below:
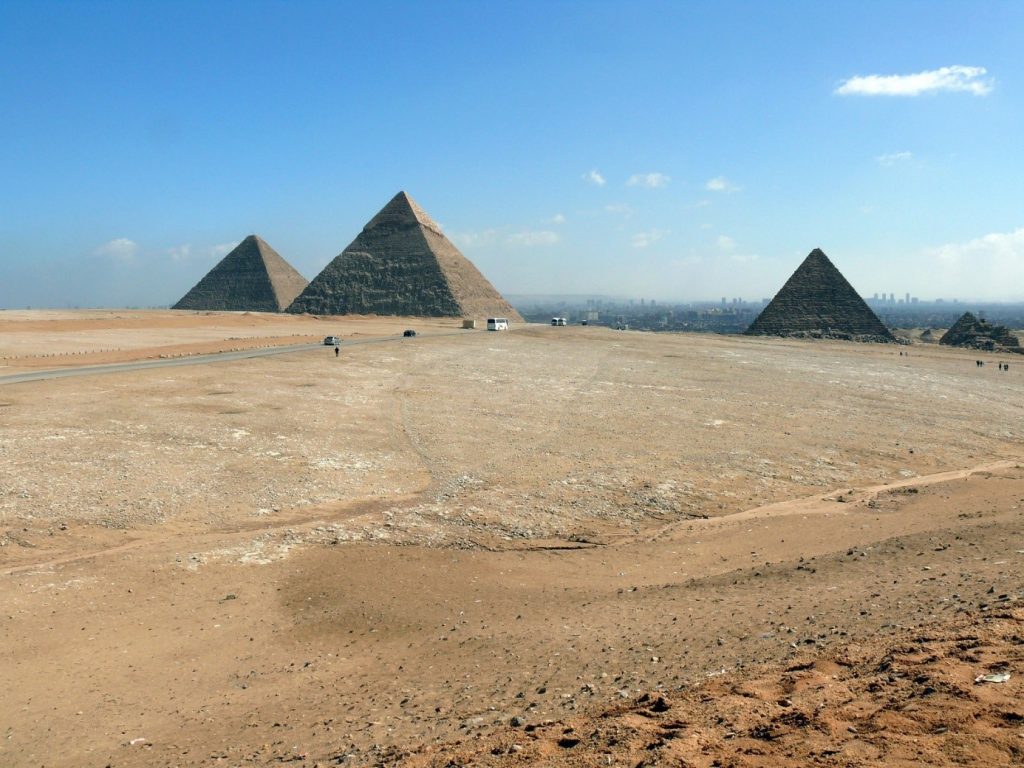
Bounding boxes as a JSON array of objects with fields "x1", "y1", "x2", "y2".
[
  {"x1": 173, "y1": 235, "x2": 307, "y2": 312},
  {"x1": 286, "y1": 192, "x2": 522, "y2": 320},
  {"x1": 745, "y1": 247, "x2": 893, "y2": 341},
  {"x1": 366, "y1": 190, "x2": 442, "y2": 235}
]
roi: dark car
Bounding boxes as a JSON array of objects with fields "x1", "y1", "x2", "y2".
[
  {"x1": 403, "y1": 329, "x2": 417, "y2": 337},
  {"x1": 323, "y1": 335, "x2": 340, "y2": 345}
]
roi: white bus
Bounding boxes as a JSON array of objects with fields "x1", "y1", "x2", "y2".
[
  {"x1": 550, "y1": 317, "x2": 567, "y2": 326},
  {"x1": 486, "y1": 318, "x2": 509, "y2": 331}
]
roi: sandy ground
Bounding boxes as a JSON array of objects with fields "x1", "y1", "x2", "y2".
[{"x1": 1, "y1": 311, "x2": 1022, "y2": 767}]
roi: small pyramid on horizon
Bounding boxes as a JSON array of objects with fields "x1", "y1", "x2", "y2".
[
  {"x1": 286, "y1": 191, "x2": 522, "y2": 320},
  {"x1": 745, "y1": 248, "x2": 893, "y2": 341},
  {"x1": 173, "y1": 235, "x2": 308, "y2": 312},
  {"x1": 939, "y1": 311, "x2": 1020, "y2": 350}
]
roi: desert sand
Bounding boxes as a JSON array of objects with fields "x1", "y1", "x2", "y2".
[{"x1": 1, "y1": 311, "x2": 1022, "y2": 767}]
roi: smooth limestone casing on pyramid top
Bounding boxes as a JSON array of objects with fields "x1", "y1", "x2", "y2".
[{"x1": 287, "y1": 192, "x2": 522, "y2": 320}]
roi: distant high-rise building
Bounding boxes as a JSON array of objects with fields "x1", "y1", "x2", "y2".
[{"x1": 744, "y1": 248, "x2": 893, "y2": 341}]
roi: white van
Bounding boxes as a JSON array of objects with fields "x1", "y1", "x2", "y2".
[
  {"x1": 486, "y1": 318, "x2": 509, "y2": 331},
  {"x1": 550, "y1": 317, "x2": 567, "y2": 326}
]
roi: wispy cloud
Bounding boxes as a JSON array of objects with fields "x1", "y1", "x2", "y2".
[
  {"x1": 94, "y1": 238, "x2": 138, "y2": 260},
  {"x1": 716, "y1": 235, "x2": 736, "y2": 251},
  {"x1": 550, "y1": 213, "x2": 566, "y2": 225},
  {"x1": 929, "y1": 227, "x2": 1024, "y2": 266},
  {"x1": 167, "y1": 244, "x2": 192, "y2": 261},
  {"x1": 507, "y1": 230, "x2": 559, "y2": 247},
  {"x1": 167, "y1": 242, "x2": 236, "y2": 262},
  {"x1": 449, "y1": 229, "x2": 499, "y2": 248},
  {"x1": 836, "y1": 65, "x2": 993, "y2": 97},
  {"x1": 730, "y1": 252, "x2": 760, "y2": 264},
  {"x1": 924, "y1": 227, "x2": 1024, "y2": 299},
  {"x1": 705, "y1": 176, "x2": 740, "y2": 193},
  {"x1": 626, "y1": 172, "x2": 671, "y2": 188},
  {"x1": 631, "y1": 229, "x2": 667, "y2": 249},
  {"x1": 582, "y1": 169, "x2": 606, "y2": 187},
  {"x1": 605, "y1": 203, "x2": 633, "y2": 216},
  {"x1": 875, "y1": 151, "x2": 913, "y2": 167}
]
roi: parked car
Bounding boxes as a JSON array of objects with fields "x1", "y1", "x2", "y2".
[
  {"x1": 403, "y1": 329, "x2": 417, "y2": 337},
  {"x1": 323, "y1": 336, "x2": 340, "y2": 345}
]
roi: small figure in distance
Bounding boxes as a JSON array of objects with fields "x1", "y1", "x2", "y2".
[{"x1": 335, "y1": 344, "x2": 340, "y2": 358}]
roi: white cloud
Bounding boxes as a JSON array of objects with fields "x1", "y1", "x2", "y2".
[
  {"x1": 835, "y1": 65, "x2": 993, "y2": 97},
  {"x1": 210, "y1": 242, "x2": 236, "y2": 258},
  {"x1": 929, "y1": 227, "x2": 1024, "y2": 266},
  {"x1": 551, "y1": 213, "x2": 566, "y2": 225},
  {"x1": 507, "y1": 230, "x2": 560, "y2": 247},
  {"x1": 167, "y1": 244, "x2": 192, "y2": 261},
  {"x1": 730, "y1": 252, "x2": 760, "y2": 264},
  {"x1": 716, "y1": 235, "x2": 736, "y2": 251},
  {"x1": 706, "y1": 176, "x2": 740, "y2": 193},
  {"x1": 449, "y1": 229, "x2": 499, "y2": 248},
  {"x1": 605, "y1": 203, "x2": 633, "y2": 216},
  {"x1": 875, "y1": 151, "x2": 912, "y2": 167},
  {"x1": 582, "y1": 169, "x2": 606, "y2": 187},
  {"x1": 631, "y1": 229, "x2": 667, "y2": 249},
  {"x1": 626, "y1": 172, "x2": 671, "y2": 188},
  {"x1": 94, "y1": 237, "x2": 138, "y2": 260},
  {"x1": 923, "y1": 227, "x2": 1024, "y2": 299}
]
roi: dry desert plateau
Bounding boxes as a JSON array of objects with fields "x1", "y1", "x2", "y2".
[{"x1": 1, "y1": 310, "x2": 1023, "y2": 767}]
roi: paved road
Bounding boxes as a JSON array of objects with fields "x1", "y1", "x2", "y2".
[{"x1": 0, "y1": 331, "x2": 467, "y2": 386}]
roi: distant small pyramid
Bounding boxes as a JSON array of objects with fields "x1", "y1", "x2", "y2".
[
  {"x1": 939, "y1": 312, "x2": 1020, "y2": 350},
  {"x1": 173, "y1": 235, "x2": 308, "y2": 312},
  {"x1": 286, "y1": 192, "x2": 522, "y2": 320},
  {"x1": 745, "y1": 248, "x2": 893, "y2": 341}
]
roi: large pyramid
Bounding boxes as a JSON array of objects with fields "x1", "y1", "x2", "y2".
[
  {"x1": 286, "y1": 192, "x2": 522, "y2": 320},
  {"x1": 173, "y1": 235, "x2": 308, "y2": 312},
  {"x1": 745, "y1": 248, "x2": 893, "y2": 341}
]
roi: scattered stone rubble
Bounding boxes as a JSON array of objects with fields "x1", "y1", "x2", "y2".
[{"x1": 939, "y1": 312, "x2": 1022, "y2": 352}]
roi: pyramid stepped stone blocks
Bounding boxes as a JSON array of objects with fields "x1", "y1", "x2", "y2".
[
  {"x1": 287, "y1": 191, "x2": 522, "y2": 321},
  {"x1": 745, "y1": 248, "x2": 894, "y2": 342},
  {"x1": 173, "y1": 235, "x2": 308, "y2": 312},
  {"x1": 939, "y1": 312, "x2": 1021, "y2": 352}
]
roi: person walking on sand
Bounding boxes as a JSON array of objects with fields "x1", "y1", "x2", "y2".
[{"x1": 334, "y1": 344, "x2": 340, "y2": 358}]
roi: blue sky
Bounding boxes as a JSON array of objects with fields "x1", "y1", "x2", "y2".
[{"x1": 2, "y1": 0, "x2": 1023, "y2": 307}]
